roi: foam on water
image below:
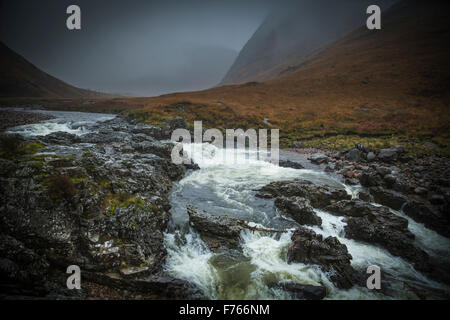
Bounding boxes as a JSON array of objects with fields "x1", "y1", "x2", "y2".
[
  {"x1": 164, "y1": 143, "x2": 450, "y2": 300},
  {"x1": 5, "y1": 108, "x2": 115, "y2": 137}
]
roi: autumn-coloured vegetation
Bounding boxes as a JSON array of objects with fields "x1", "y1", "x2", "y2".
[
  {"x1": 120, "y1": 1, "x2": 449, "y2": 152},
  {"x1": 2, "y1": 2, "x2": 448, "y2": 154}
]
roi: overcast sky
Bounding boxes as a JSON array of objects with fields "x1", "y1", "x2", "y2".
[{"x1": 0, "y1": 0, "x2": 275, "y2": 96}]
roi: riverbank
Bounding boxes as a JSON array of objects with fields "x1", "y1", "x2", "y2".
[
  {"x1": 0, "y1": 109, "x2": 55, "y2": 132},
  {"x1": 0, "y1": 110, "x2": 449, "y2": 299},
  {"x1": 0, "y1": 111, "x2": 204, "y2": 299}
]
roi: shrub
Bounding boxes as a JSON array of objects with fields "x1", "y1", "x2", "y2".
[
  {"x1": 0, "y1": 134, "x2": 24, "y2": 158},
  {"x1": 47, "y1": 173, "x2": 77, "y2": 200}
]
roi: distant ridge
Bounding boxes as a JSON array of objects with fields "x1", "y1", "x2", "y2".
[
  {"x1": 0, "y1": 42, "x2": 111, "y2": 98},
  {"x1": 115, "y1": 0, "x2": 450, "y2": 140},
  {"x1": 220, "y1": 0, "x2": 397, "y2": 85}
]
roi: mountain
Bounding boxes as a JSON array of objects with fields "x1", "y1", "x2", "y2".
[
  {"x1": 114, "y1": 0, "x2": 449, "y2": 146},
  {"x1": 0, "y1": 42, "x2": 109, "y2": 98},
  {"x1": 220, "y1": 0, "x2": 397, "y2": 85}
]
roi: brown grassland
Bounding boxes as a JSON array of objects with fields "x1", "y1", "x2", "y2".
[{"x1": 2, "y1": 1, "x2": 449, "y2": 154}]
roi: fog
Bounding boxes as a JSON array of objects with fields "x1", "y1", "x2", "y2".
[
  {"x1": 0, "y1": 0, "x2": 273, "y2": 96},
  {"x1": 1, "y1": 0, "x2": 397, "y2": 96}
]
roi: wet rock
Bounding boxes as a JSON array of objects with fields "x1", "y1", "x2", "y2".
[
  {"x1": 256, "y1": 179, "x2": 351, "y2": 209},
  {"x1": 0, "y1": 110, "x2": 54, "y2": 131},
  {"x1": 376, "y1": 166, "x2": 391, "y2": 177},
  {"x1": 0, "y1": 115, "x2": 187, "y2": 298},
  {"x1": 287, "y1": 228, "x2": 357, "y2": 289},
  {"x1": 274, "y1": 196, "x2": 322, "y2": 226},
  {"x1": 377, "y1": 146, "x2": 405, "y2": 163},
  {"x1": 326, "y1": 200, "x2": 430, "y2": 270},
  {"x1": 326, "y1": 200, "x2": 409, "y2": 229},
  {"x1": 309, "y1": 153, "x2": 328, "y2": 165},
  {"x1": 360, "y1": 172, "x2": 383, "y2": 188},
  {"x1": 273, "y1": 282, "x2": 327, "y2": 300},
  {"x1": 358, "y1": 190, "x2": 372, "y2": 202},
  {"x1": 403, "y1": 201, "x2": 450, "y2": 238},
  {"x1": 39, "y1": 132, "x2": 80, "y2": 145},
  {"x1": 429, "y1": 194, "x2": 445, "y2": 206},
  {"x1": 83, "y1": 272, "x2": 204, "y2": 299},
  {"x1": 131, "y1": 124, "x2": 162, "y2": 139},
  {"x1": 345, "y1": 148, "x2": 361, "y2": 162},
  {"x1": 279, "y1": 160, "x2": 304, "y2": 170},
  {"x1": 383, "y1": 174, "x2": 397, "y2": 187},
  {"x1": 187, "y1": 205, "x2": 243, "y2": 251},
  {"x1": 370, "y1": 187, "x2": 408, "y2": 210},
  {"x1": 366, "y1": 152, "x2": 376, "y2": 162},
  {"x1": 132, "y1": 141, "x2": 175, "y2": 159}
]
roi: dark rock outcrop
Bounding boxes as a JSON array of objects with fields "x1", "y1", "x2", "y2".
[
  {"x1": 256, "y1": 179, "x2": 350, "y2": 209},
  {"x1": 272, "y1": 282, "x2": 326, "y2": 300},
  {"x1": 0, "y1": 116, "x2": 192, "y2": 299},
  {"x1": 274, "y1": 196, "x2": 322, "y2": 226},
  {"x1": 287, "y1": 228, "x2": 358, "y2": 289},
  {"x1": 309, "y1": 153, "x2": 328, "y2": 165},
  {"x1": 369, "y1": 187, "x2": 408, "y2": 210},
  {"x1": 403, "y1": 201, "x2": 450, "y2": 238},
  {"x1": 326, "y1": 200, "x2": 430, "y2": 272},
  {"x1": 187, "y1": 205, "x2": 243, "y2": 251},
  {"x1": 278, "y1": 160, "x2": 304, "y2": 170}
]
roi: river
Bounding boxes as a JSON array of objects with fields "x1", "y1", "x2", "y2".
[
  {"x1": 164, "y1": 143, "x2": 450, "y2": 300},
  {"x1": 5, "y1": 109, "x2": 450, "y2": 300}
]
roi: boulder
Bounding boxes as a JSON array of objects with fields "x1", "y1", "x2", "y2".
[
  {"x1": 287, "y1": 228, "x2": 357, "y2": 289},
  {"x1": 256, "y1": 179, "x2": 351, "y2": 208},
  {"x1": 359, "y1": 172, "x2": 383, "y2": 187},
  {"x1": 345, "y1": 148, "x2": 361, "y2": 162},
  {"x1": 278, "y1": 160, "x2": 304, "y2": 170},
  {"x1": 187, "y1": 205, "x2": 243, "y2": 251},
  {"x1": 274, "y1": 196, "x2": 322, "y2": 226},
  {"x1": 326, "y1": 200, "x2": 430, "y2": 271},
  {"x1": 309, "y1": 153, "x2": 328, "y2": 165},
  {"x1": 377, "y1": 146, "x2": 405, "y2": 163},
  {"x1": 370, "y1": 187, "x2": 408, "y2": 210},
  {"x1": 366, "y1": 152, "x2": 376, "y2": 162}
]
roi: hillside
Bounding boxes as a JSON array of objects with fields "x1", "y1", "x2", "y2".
[
  {"x1": 0, "y1": 42, "x2": 110, "y2": 99},
  {"x1": 105, "y1": 0, "x2": 450, "y2": 151},
  {"x1": 220, "y1": 0, "x2": 397, "y2": 85}
]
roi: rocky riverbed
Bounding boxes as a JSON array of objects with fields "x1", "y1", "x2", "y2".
[
  {"x1": 0, "y1": 111, "x2": 203, "y2": 299},
  {"x1": 0, "y1": 109, "x2": 55, "y2": 132},
  {"x1": 0, "y1": 109, "x2": 449, "y2": 300}
]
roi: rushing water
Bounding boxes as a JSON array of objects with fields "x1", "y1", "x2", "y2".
[
  {"x1": 5, "y1": 108, "x2": 115, "y2": 137},
  {"x1": 5, "y1": 110, "x2": 449, "y2": 299},
  {"x1": 165, "y1": 143, "x2": 450, "y2": 300}
]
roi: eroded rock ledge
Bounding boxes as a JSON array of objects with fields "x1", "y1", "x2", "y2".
[{"x1": 0, "y1": 116, "x2": 200, "y2": 299}]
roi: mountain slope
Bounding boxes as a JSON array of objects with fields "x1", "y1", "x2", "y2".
[
  {"x1": 113, "y1": 0, "x2": 449, "y2": 148},
  {"x1": 0, "y1": 42, "x2": 109, "y2": 98},
  {"x1": 220, "y1": 0, "x2": 397, "y2": 85}
]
